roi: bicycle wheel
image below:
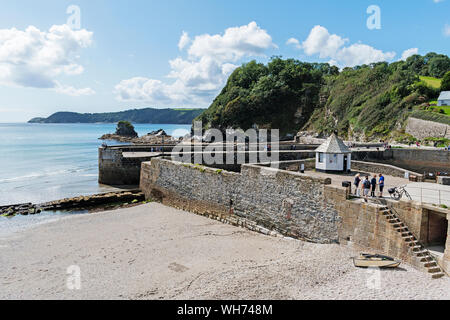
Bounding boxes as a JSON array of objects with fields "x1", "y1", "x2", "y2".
[{"x1": 404, "y1": 190, "x2": 412, "y2": 200}]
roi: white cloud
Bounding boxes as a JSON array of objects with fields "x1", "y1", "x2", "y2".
[
  {"x1": 115, "y1": 22, "x2": 275, "y2": 106},
  {"x1": 187, "y1": 21, "x2": 275, "y2": 62},
  {"x1": 302, "y1": 26, "x2": 348, "y2": 58},
  {"x1": 286, "y1": 37, "x2": 301, "y2": 49},
  {"x1": 53, "y1": 82, "x2": 95, "y2": 96},
  {"x1": 433, "y1": 0, "x2": 445, "y2": 3},
  {"x1": 444, "y1": 24, "x2": 450, "y2": 37},
  {"x1": 300, "y1": 25, "x2": 396, "y2": 68},
  {"x1": 0, "y1": 24, "x2": 94, "y2": 95},
  {"x1": 400, "y1": 48, "x2": 419, "y2": 61},
  {"x1": 178, "y1": 31, "x2": 191, "y2": 50}
]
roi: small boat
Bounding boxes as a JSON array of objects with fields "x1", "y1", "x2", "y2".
[{"x1": 353, "y1": 253, "x2": 401, "y2": 268}]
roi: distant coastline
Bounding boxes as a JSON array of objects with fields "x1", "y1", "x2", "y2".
[{"x1": 28, "y1": 107, "x2": 204, "y2": 125}]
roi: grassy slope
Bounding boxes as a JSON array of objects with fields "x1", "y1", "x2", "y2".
[{"x1": 419, "y1": 76, "x2": 442, "y2": 89}]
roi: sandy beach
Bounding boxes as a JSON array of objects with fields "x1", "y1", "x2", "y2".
[{"x1": 0, "y1": 203, "x2": 449, "y2": 300}]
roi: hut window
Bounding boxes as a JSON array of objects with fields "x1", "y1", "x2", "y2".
[{"x1": 318, "y1": 153, "x2": 324, "y2": 163}]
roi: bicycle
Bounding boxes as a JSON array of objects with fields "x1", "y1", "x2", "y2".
[{"x1": 388, "y1": 185, "x2": 412, "y2": 201}]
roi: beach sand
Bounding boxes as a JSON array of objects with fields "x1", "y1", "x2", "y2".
[{"x1": 0, "y1": 203, "x2": 449, "y2": 300}]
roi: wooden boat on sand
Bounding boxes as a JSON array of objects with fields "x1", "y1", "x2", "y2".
[{"x1": 353, "y1": 253, "x2": 401, "y2": 268}]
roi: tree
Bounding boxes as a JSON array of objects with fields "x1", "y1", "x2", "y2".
[
  {"x1": 115, "y1": 121, "x2": 138, "y2": 137},
  {"x1": 428, "y1": 56, "x2": 450, "y2": 78},
  {"x1": 441, "y1": 71, "x2": 450, "y2": 91}
]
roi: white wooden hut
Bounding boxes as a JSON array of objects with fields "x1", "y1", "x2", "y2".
[{"x1": 315, "y1": 134, "x2": 352, "y2": 173}]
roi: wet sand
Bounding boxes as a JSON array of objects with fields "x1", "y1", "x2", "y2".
[{"x1": 0, "y1": 203, "x2": 449, "y2": 300}]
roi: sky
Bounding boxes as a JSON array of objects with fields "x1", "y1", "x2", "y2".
[{"x1": 0, "y1": 0, "x2": 449, "y2": 122}]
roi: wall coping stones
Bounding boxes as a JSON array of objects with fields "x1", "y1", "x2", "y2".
[{"x1": 352, "y1": 160, "x2": 423, "y2": 179}]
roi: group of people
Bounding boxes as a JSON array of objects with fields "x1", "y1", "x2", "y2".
[
  {"x1": 150, "y1": 147, "x2": 164, "y2": 152},
  {"x1": 353, "y1": 173, "x2": 385, "y2": 201}
]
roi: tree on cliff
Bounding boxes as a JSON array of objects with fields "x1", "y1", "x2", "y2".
[
  {"x1": 115, "y1": 121, "x2": 138, "y2": 137},
  {"x1": 195, "y1": 53, "x2": 448, "y2": 139},
  {"x1": 441, "y1": 71, "x2": 450, "y2": 91}
]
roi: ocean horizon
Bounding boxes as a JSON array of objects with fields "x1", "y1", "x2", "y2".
[{"x1": 0, "y1": 122, "x2": 191, "y2": 206}]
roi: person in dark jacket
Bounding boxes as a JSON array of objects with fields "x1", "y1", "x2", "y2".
[
  {"x1": 370, "y1": 174, "x2": 377, "y2": 197},
  {"x1": 362, "y1": 176, "x2": 371, "y2": 202},
  {"x1": 354, "y1": 174, "x2": 361, "y2": 196}
]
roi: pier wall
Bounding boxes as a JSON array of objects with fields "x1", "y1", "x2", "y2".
[
  {"x1": 352, "y1": 149, "x2": 450, "y2": 173},
  {"x1": 140, "y1": 158, "x2": 345, "y2": 243}
]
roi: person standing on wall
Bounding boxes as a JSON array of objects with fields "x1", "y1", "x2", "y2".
[
  {"x1": 378, "y1": 174, "x2": 385, "y2": 198},
  {"x1": 362, "y1": 176, "x2": 371, "y2": 202},
  {"x1": 370, "y1": 174, "x2": 377, "y2": 198}
]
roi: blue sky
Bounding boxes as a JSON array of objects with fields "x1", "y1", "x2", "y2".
[{"x1": 0, "y1": 0, "x2": 449, "y2": 122}]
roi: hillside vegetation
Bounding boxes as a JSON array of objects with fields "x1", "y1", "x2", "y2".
[
  {"x1": 196, "y1": 53, "x2": 450, "y2": 140},
  {"x1": 419, "y1": 76, "x2": 441, "y2": 89},
  {"x1": 29, "y1": 108, "x2": 204, "y2": 124}
]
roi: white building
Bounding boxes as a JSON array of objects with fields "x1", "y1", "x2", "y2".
[
  {"x1": 315, "y1": 134, "x2": 352, "y2": 173},
  {"x1": 438, "y1": 91, "x2": 450, "y2": 106}
]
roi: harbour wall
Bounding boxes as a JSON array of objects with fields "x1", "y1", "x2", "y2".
[
  {"x1": 99, "y1": 144, "x2": 450, "y2": 186},
  {"x1": 140, "y1": 158, "x2": 345, "y2": 243},
  {"x1": 140, "y1": 158, "x2": 450, "y2": 275},
  {"x1": 99, "y1": 145, "x2": 316, "y2": 185},
  {"x1": 352, "y1": 149, "x2": 450, "y2": 173}
]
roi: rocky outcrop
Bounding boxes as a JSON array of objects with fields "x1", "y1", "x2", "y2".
[
  {"x1": 0, "y1": 203, "x2": 41, "y2": 216},
  {"x1": 100, "y1": 129, "x2": 176, "y2": 144},
  {"x1": 115, "y1": 121, "x2": 138, "y2": 137},
  {"x1": 99, "y1": 133, "x2": 136, "y2": 143},
  {"x1": 148, "y1": 129, "x2": 167, "y2": 136},
  {"x1": 0, "y1": 190, "x2": 145, "y2": 217}
]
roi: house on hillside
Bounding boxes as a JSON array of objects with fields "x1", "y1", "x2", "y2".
[
  {"x1": 438, "y1": 91, "x2": 450, "y2": 106},
  {"x1": 315, "y1": 133, "x2": 352, "y2": 173}
]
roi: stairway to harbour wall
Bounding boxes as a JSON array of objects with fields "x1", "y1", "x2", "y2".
[{"x1": 337, "y1": 198, "x2": 449, "y2": 278}]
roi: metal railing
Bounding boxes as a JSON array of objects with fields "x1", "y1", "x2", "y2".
[{"x1": 404, "y1": 185, "x2": 450, "y2": 207}]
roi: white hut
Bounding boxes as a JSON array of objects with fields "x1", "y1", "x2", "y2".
[
  {"x1": 438, "y1": 91, "x2": 450, "y2": 106},
  {"x1": 315, "y1": 134, "x2": 351, "y2": 173}
]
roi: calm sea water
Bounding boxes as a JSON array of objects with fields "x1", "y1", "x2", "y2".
[{"x1": 0, "y1": 123, "x2": 191, "y2": 206}]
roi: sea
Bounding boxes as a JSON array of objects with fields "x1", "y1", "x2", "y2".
[{"x1": 0, "y1": 123, "x2": 191, "y2": 235}]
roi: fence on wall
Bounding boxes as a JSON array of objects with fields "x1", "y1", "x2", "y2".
[{"x1": 405, "y1": 185, "x2": 450, "y2": 207}]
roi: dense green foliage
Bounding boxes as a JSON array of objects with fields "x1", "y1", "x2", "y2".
[
  {"x1": 404, "y1": 53, "x2": 450, "y2": 78},
  {"x1": 197, "y1": 53, "x2": 449, "y2": 139},
  {"x1": 29, "y1": 108, "x2": 204, "y2": 124},
  {"x1": 115, "y1": 121, "x2": 138, "y2": 137},
  {"x1": 410, "y1": 110, "x2": 450, "y2": 126},
  {"x1": 196, "y1": 58, "x2": 338, "y2": 134},
  {"x1": 441, "y1": 71, "x2": 450, "y2": 91},
  {"x1": 307, "y1": 60, "x2": 442, "y2": 138}
]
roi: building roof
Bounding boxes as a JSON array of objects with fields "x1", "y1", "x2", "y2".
[
  {"x1": 438, "y1": 91, "x2": 450, "y2": 100},
  {"x1": 315, "y1": 133, "x2": 351, "y2": 154}
]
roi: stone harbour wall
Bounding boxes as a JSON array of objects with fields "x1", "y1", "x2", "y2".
[
  {"x1": 352, "y1": 149, "x2": 450, "y2": 173},
  {"x1": 140, "y1": 158, "x2": 347, "y2": 243},
  {"x1": 337, "y1": 198, "x2": 450, "y2": 274},
  {"x1": 99, "y1": 147, "x2": 158, "y2": 185},
  {"x1": 351, "y1": 160, "x2": 424, "y2": 181},
  {"x1": 406, "y1": 117, "x2": 450, "y2": 140},
  {"x1": 337, "y1": 200, "x2": 420, "y2": 266}
]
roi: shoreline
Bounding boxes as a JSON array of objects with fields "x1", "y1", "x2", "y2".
[{"x1": 1, "y1": 202, "x2": 449, "y2": 300}]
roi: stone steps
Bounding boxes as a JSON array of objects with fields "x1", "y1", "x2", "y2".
[
  {"x1": 424, "y1": 262, "x2": 438, "y2": 268},
  {"x1": 379, "y1": 206, "x2": 446, "y2": 280},
  {"x1": 428, "y1": 267, "x2": 442, "y2": 274},
  {"x1": 432, "y1": 273, "x2": 446, "y2": 279}
]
